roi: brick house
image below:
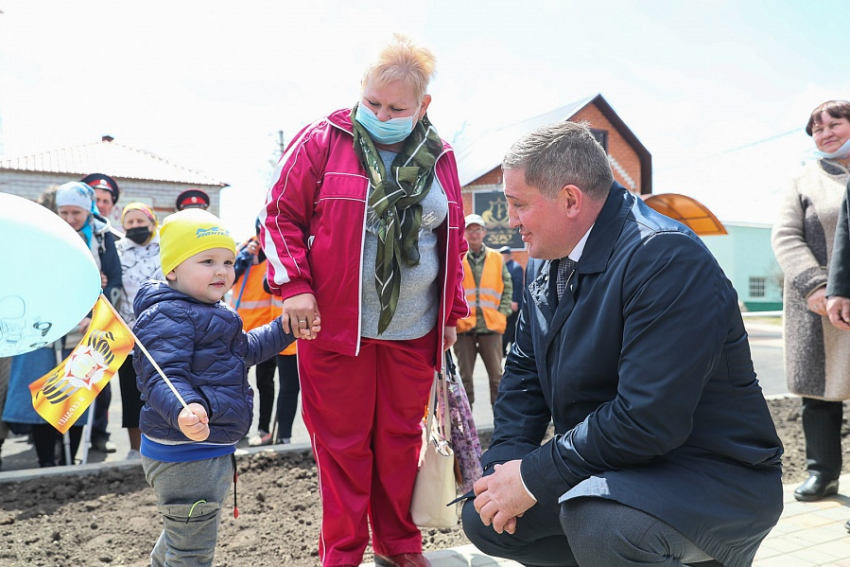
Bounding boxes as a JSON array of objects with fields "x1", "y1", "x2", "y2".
[
  {"x1": 0, "y1": 136, "x2": 227, "y2": 228},
  {"x1": 454, "y1": 94, "x2": 652, "y2": 269}
]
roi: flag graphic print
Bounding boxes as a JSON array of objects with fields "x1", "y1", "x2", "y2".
[{"x1": 29, "y1": 296, "x2": 134, "y2": 433}]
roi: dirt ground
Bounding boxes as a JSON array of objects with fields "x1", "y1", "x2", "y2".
[{"x1": 0, "y1": 397, "x2": 846, "y2": 567}]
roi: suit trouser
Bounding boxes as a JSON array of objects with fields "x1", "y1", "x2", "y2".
[
  {"x1": 462, "y1": 496, "x2": 718, "y2": 567},
  {"x1": 454, "y1": 332, "x2": 503, "y2": 407},
  {"x1": 299, "y1": 332, "x2": 436, "y2": 567},
  {"x1": 802, "y1": 397, "x2": 843, "y2": 480}
]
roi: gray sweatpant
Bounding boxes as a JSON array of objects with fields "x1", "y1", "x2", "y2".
[{"x1": 142, "y1": 454, "x2": 234, "y2": 567}]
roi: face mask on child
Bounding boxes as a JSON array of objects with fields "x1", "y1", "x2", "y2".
[{"x1": 125, "y1": 227, "x2": 152, "y2": 245}]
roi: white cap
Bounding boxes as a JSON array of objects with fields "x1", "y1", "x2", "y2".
[{"x1": 465, "y1": 213, "x2": 486, "y2": 228}]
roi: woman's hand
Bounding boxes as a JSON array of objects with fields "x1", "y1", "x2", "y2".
[
  {"x1": 443, "y1": 325, "x2": 457, "y2": 351},
  {"x1": 807, "y1": 286, "x2": 828, "y2": 316},
  {"x1": 282, "y1": 293, "x2": 321, "y2": 340},
  {"x1": 178, "y1": 403, "x2": 210, "y2": 441}
]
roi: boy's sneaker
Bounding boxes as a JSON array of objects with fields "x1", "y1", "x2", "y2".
[
  {"x1": 126, "y1": 449, "x2": 141, "y2": 460},
  {"x1": 277, "y1": 437, "x2": 291, "y2": 445},
  {"x1": 249, "y1": 430, "x2": 273, "y2": 447}
]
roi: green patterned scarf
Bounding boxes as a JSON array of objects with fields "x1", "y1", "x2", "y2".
[{"x1": 350, "y1": 103, "x2": 444, "y2": 334}]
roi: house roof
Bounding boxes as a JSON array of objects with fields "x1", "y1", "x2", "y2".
[
  {"x1": 454, "y1": 94, "x2": 652, "y2": 193},
  {"x1": 0, "y1": 136, "x2": 227, "y2": 187}
]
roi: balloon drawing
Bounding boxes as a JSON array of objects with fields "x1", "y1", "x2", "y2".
[{"x1": 0, "y1": 192, "x2": 101, "y2": 357}]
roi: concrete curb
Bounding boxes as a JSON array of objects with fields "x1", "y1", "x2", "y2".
[{"x1": 0, "y1": 440, "x2": 316, "y2": 483}]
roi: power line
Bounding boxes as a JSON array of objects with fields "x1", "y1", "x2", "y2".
[{"x1": 710, "y1": 128, "x2": 802, "y2": 157}]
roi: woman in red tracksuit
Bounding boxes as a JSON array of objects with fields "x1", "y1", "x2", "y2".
[{"x1": 260, "y1": 34, "x2": 468, "y2": 567}]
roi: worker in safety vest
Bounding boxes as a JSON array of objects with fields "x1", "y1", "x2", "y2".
[
  {"x1": 453, "y1": 213, "x2": 513, "y2": 408},
  {"x1": 231, "y1": 219, "x2": 300, "y2": 445}
]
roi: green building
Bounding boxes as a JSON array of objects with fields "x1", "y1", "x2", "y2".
[{"x1": 700, "y1": 222, "x2": 783, "y2": 312}]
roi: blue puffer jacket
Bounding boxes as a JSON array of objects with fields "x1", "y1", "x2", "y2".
[{"x1": 133, "y1": 280, "x2": 294, "y2": 445}]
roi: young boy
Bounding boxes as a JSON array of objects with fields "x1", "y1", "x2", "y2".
[{"x1": 132, "y1": 209, "x2": 316, "y2": 567}]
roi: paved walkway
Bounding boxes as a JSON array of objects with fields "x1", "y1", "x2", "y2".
[
  {"x1": 752, "y1": 473, "x2": 850, "y2": 567},
  {"x1": 365, "y1": 473, "x2": 850, "y2": 567}
]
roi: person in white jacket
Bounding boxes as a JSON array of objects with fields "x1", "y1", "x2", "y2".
[{"x1": 116, "y1": 202, "x2": 163, "y2": 459}]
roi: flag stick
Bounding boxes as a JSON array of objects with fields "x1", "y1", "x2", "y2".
[
  {"x1": 81, "y1": 396, "x2": 95, "y2": 465},
  {"x1": 100, "y1": 294, "x2": 189, "y2": 410}
]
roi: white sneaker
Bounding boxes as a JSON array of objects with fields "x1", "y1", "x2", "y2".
[
  {"x1": 277, "y1": 437, "x2": 291, "y2": 445},
  {"x1": 125, "y1": 449, "x2": 141, "y2": 460},
  {"x1": 249, "y1": 430, "x2": 273, "y2": 447}
]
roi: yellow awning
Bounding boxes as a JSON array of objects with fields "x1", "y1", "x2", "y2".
[{"x1": 640, "y1": 193, "x2": 727, "y2": 236}]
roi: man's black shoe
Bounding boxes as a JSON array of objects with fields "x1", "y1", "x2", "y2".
[{"x1": 794, "y1": 474, "x2": 839, "y2": 502}]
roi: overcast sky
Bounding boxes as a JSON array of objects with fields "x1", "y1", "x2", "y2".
[{"x1": 2, "y1": 0, "x2": 849, "y2": 238}]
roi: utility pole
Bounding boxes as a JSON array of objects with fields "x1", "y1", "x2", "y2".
[{"x1": 277, "y1": 130, "x2": 285, "y2": 157}]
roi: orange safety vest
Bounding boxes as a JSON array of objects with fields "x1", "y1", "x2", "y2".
[
  {"x1": 231, "y1": 259, "x2": 296, "y2": 356},
  {"x1": 456, "y1": 248, "x2": 506, "y2": 334}
]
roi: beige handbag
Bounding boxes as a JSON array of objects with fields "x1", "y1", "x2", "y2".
[{"x1": 410, "y1": 371, "x2": 457, "y2": 528}]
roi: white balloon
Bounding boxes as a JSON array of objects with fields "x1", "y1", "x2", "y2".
[{"x1": 0, "y1": 192, "x2": 101, "y2": 357}]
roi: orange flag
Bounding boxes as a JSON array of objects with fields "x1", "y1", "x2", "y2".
[{"x1": 29, "y1": 295, "x2": 134, "y2": 433}]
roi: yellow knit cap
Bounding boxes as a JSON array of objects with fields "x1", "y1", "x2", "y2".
[{"x1": 159, "y1": 209, "x2": 236, "y2": 275}]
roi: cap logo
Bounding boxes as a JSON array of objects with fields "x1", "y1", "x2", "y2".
[{"x1": 195, "y1": 226, "x2": 229, "y2": 238}]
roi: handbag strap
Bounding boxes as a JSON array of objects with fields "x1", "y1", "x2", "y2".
[
  {"x1": 424, "y1": 371, "x2": 452, "y2": 456},
  {"x1": 445, "y1": 350, "x2": 459, "y2": 382}
]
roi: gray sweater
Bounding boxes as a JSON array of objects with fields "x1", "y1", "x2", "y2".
[{"x1": 360, "y1": 150, "x2": 448, "y2": 340}]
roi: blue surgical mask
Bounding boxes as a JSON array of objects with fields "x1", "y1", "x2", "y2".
[
  {"x1": 355, "y1": 103, "x2": 417, "y2": 145},
  {"x1": 814, "y1": 137, "x2": 850, "y2": 160}
]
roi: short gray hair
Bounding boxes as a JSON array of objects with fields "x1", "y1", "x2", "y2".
[{"x1": 502, "y1": 121, "x2": 614, "y2": 201}]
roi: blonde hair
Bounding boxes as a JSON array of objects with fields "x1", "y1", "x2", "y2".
[{"x1": 362, "y1": 33, "x2": 436, "y2": 102}]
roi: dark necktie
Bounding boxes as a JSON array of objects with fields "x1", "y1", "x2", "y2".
[{"x1": 556, "y1": 257, "x2": 576, "y2": 301}]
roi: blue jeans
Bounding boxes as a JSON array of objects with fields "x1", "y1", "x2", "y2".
[{"x1": 142, "y1": 454, "x2": 234, "y2": 567}]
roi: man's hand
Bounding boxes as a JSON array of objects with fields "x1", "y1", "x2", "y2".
[
  {"x1": 178, "y1": 403, "x2": 210, "y2": 441},
  {"x1": 511, "y1": 301, "x2": 519, "y2": 313},
  {"x1": 806, "y1": 286, "x2": 828, "y2": 316},
  {"x1": 473, "y1": 460, "x2": 536, "y2": 535},
  {"x1": 282, "y1": 293, "x2": 321, "y2": 340},
  {"x1": 827, "y1": 296, "x2": 850, "y2": 330}
]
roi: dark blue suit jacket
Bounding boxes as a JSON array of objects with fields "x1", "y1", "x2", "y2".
[{"x1": 485, "y1": 183, "x2": 783, "y2": 567}]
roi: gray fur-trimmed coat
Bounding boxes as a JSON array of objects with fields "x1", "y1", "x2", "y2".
[{"x1": 772, "y1": 159, "x2": 850, "y2": 400}]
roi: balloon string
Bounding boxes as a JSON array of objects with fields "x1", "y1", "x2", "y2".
[{"x1": 100, "y1": 293, "x2": 189, "y2": 409}]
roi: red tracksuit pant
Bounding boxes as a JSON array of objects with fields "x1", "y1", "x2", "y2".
[{"x1": 298, "y1": 331, "x2": 437, "y2": 567}]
